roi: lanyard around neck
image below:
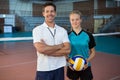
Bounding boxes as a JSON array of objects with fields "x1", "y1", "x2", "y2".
[{"x1": 47, "y1": 27, "x2": 56, "y2": 38}]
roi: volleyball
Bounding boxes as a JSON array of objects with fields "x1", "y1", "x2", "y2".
[{"x1": 68, "y1": 55, "x2": 87, "y2": 71}]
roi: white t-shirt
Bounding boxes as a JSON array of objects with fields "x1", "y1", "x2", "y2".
[{"x1": 32, "y1": 22, "x2": 69, "y2": 71}]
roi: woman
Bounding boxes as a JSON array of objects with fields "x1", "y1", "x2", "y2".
[{"x1": 67, "y1": 10, "x2": 96, "y2": 80}]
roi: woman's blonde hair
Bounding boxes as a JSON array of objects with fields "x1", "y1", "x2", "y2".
[{"x1": 69, "y1": 10, "x2": 82, "y2": 18}]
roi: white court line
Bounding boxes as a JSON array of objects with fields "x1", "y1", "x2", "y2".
[
  {"x1": 0, "y1": 37, "x2": 33, "y2": 41},
  {"x1": 0, "y1": 60, "x2": 36, "y2": 69},
  {"x1": 110, "y1": 75, "x2": 120, "y2": 80}
]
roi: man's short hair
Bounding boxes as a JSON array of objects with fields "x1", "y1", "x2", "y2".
[{"x1": 42, "y1": 2, "x2": 56, "y2": 12}]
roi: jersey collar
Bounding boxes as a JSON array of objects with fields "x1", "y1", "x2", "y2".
[{"x1": 72, "y1": 29, "x2": 83, "y2": 36}]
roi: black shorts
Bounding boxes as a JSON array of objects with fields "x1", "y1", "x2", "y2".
[{"x1": 67, "y1": 66, "x2": 93, "y2": 80}]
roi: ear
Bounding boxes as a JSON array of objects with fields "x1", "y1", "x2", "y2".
[
  {"x1": 55, "y1": 11, "x2": 57, "y2": 17},
  {"x1": 42, "y1": 12, "x2": 45, "y2": 17},
  {"x1": 80, "y1": 18, "x2": 82, "y2": 23}
]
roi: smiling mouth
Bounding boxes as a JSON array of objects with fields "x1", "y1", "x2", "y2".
[
  {"x1": 47, "y1": 16, "x2": 54, "y2": 20},
  {"x1": 48, "y1": 15, "x2": 54, "y2": 18}
]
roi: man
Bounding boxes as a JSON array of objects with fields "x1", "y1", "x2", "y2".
[{"x1": 32, "y1": 2, "x2": 70, "y2": 80}]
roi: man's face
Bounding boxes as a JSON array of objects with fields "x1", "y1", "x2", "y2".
[{"x1": 43, "y1": 6, "x2": 56, "y2": 23}]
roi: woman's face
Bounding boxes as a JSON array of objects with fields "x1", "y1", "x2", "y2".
[{"x1": 69, "y1": 13, "x2": 82, "y2": 28}]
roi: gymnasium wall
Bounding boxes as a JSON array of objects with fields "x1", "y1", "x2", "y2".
[{"x1": 9, "y1": 0, "x2": 32, "y2": 16}]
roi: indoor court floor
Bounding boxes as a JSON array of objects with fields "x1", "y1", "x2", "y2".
[{"x1": 0, "y1": 41, "x2": 120, "y2": 80}]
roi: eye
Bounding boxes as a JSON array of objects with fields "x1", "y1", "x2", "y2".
[
  {"x1": 47, "y1": 11, "x2": 49, "y2": 13},
  {"x1": 51, "y1": 10, "x2": 54, "y2": 13},
  {"x1": 71, "y1": 19, "x2": 74, "y2": 21},
  {"x1": 76, "y1": 19, "x2": 79, "y2": 21},
  {"x1": 45, "y1": 10, "x2": 49, "y2": 13}
]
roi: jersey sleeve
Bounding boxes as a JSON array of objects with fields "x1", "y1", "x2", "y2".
[{"x1": 88, "y1": 32, "x2": 96, "y2": 49}]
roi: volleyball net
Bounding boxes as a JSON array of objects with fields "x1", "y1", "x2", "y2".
[{"x1": 0, "y1": 32, "x2": 120, "y2": 42}]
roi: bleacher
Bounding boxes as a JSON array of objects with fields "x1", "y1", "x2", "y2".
[
  {"x1": 21, "y1": 16, "x2": 70, "y2": 32},
  {"x1": 99, "y1": 15, "x2": 120, "y2": 33}
]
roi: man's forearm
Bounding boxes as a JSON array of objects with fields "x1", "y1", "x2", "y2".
[
  {"x1": 47, "y1": 43, "x2": 71, "y2": 57},
  {"x1": 35, "y1": 41, "x2": 70, "y2": 56},
  {"x1": 47, "y1": 48, "x2": 70, "y2": 57},
  {"x1": 41, "y1": 43, "x2": 63, "y2": 55}
]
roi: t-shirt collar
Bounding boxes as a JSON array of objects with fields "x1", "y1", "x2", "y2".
[{"x1": 43, "y1": 22, "x2": 56, "y2": 29}]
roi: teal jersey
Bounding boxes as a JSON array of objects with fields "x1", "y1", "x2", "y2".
[{"x1": 68, "y1": 30, "x2": 96, "y2": 66}]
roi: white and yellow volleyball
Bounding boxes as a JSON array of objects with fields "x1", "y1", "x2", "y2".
[{"x1": 68, "y1": 55, "x2": 87, "y2": 71}]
